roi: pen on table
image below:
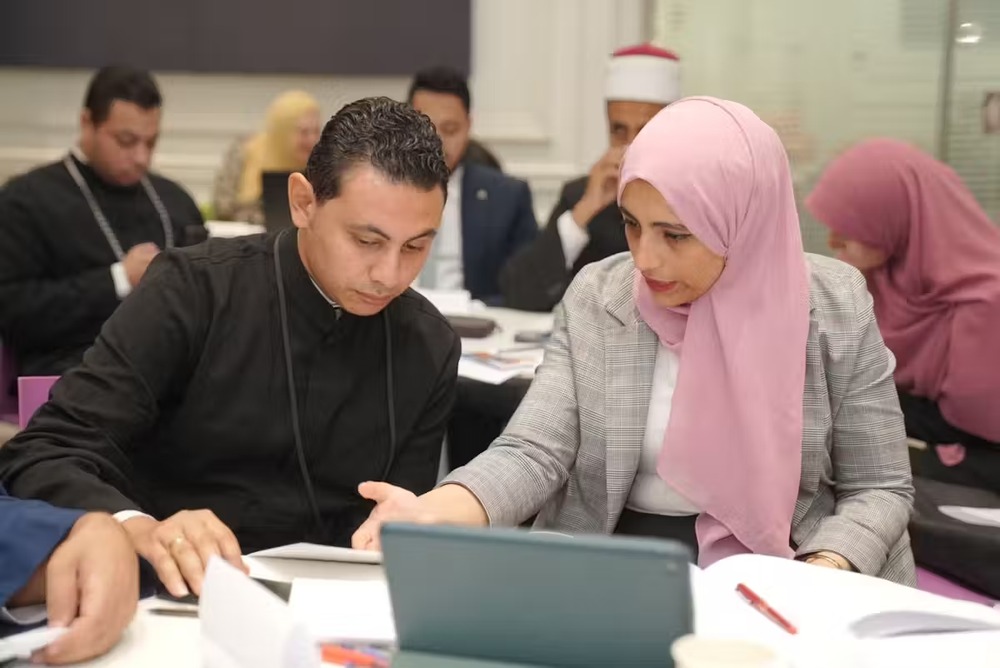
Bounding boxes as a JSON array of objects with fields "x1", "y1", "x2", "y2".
[
  {"x1": 320, "y1": 644, "x2": 390, "y2": 668},
  {"x1": 735, "y1": 583, "x2": 798, "y2": 635},
  {"x1": 148, "y1": 607, "x2": 199, "y2": 618}
]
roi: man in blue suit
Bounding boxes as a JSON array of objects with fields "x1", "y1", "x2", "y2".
[
  {"x1": 1, "y1": 488, "x2": 137, "y2": 664},
  {"x1": 408, "y1": 67, "x2": 538, "y2": 304}
]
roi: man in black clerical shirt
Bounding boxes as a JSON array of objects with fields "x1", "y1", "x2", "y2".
[
  {"x1": 0, "y1": 97, "x2": 460, "y2": 599},
  {"x1": 0, "y1": 66, "x2": 205, "y2": 377}
]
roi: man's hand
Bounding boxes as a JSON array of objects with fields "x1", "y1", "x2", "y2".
[
  {"x1": 122, "y1": 509, "x2": 247, "y2": 598},
  {"x1": 122, "y1": 242, "x2": 160, "y2": 287},
  {"x1": 572, "y1": 146, "x2": 626, "y2": 228},
  {"x1": 351, "y1": 482, "x2": 433, "y2": 552},
  {"x1": 33, "y1": 513, "x2": 139, "y2": 665}
]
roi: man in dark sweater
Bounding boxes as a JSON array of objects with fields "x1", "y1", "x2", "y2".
[
  {"x1": 0, "y1": 97, "x2": 460, "y2": 599},
  {"x1": 500, "y1": 45, "x2": 682, "y2": 312},
  {"x1": 0, "y1": 66, "x2": 204, "y2": 377}
]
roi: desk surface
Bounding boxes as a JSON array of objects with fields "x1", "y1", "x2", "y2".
[
  {"x1": 30, "y1": 557, "x2": 380, "y2": 668},
  {"x1": 459, "y1": 308, "x2": 554, "y2": 356},
  {"x1": 19, "y1": 554, "x2": 1000, "y2": 668}
]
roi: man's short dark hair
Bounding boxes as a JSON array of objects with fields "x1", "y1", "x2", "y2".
[
  {"x1": 84, "y1": 66, "x2": 162, "y2": 126},
  {"x1": 407, "y1": 66, "x2": 471, "y2": 113},
  {"x1": 306, "y1": 96, "x2": 449, "y2": 203}
]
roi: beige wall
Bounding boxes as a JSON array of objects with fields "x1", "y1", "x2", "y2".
[{"x1": 0, "y1": 0, "x2": 648, "y2": 222}]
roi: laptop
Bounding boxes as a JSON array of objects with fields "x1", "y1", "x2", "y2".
[
  {"x1": 381, "y1": 523, "x2": 693, "y2": 668},
  {"x1": 261, "y1": 171, "x2": 294, "y2": 232}
]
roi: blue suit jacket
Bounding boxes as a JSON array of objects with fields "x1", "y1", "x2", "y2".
[
  {"x1": 460, "y1": 163, "x2": 538, "y2": 304},
  {"x1": 0, "y1": 487, "x2": 81, "y2": 607}
]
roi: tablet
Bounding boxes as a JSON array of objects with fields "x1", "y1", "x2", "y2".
[{"x1": 381, "y1": 524, "x2": 693, "y2": 668}]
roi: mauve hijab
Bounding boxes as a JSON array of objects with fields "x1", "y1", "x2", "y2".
[
  {"x1": 620, "y1": 97, "x2": 810, "y2": 566},
  {"x1": 807, "y1": 139, "x2": 1000, "y2": 442}
]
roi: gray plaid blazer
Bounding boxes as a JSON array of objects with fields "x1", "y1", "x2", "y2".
[{"x1": 447, "y1": 253, "x2": 916, "y2": 585}]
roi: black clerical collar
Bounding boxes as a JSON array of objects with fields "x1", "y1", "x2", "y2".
[
  {"x1": 277, "y1": 230, "x2": 344, "y2": 333},
  {"x1": 307, "y1": 275, "x2": 342, "y2": 313}
]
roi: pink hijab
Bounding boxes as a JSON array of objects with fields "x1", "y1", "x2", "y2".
[
  {"x1": 620, "y1": 97, "x2": 810, "y2": 566},
  {"x1": 806, "y1": 139, "x2": 1000, "y2": 442}
]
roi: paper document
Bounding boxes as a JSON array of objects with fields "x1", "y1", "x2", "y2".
[
  {"x1": 201, "y1": 557, "x2": 320, "y2": 668},
  {"x1": 249, "y1": 542, "x2": 382, "y2": 564},
  {"x1": 289, "y1": 578, "x2": 396, "y2": 645},
  {"x1": 458, "y1": 349, "x2": 543, "y2": 385},
  {"x1": 700, "y1": 554, "x2": 1000, "y2": 639},
  {"x1": 0, "y1": 626, "x2": 67, "y2": 663},
  {"x1": 939, "y1": 505, "x2": 1000, "y2": 529}
]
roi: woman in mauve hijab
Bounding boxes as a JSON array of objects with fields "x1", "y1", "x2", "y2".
[
  {"x1": 353, "y1": 98, "x2": 915, "y2": 584},
  {"x1": 807, "y1": 139, "x2": 1000, "y2": 492}
]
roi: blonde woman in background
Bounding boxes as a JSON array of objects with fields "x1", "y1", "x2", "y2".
[{"x1": 212, "y1": 91, "x2": 321, "y2": 224}]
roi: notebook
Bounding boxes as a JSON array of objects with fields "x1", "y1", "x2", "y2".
[{"x1": 694, "y1": 553, "x2": 1000, "y2": 641}]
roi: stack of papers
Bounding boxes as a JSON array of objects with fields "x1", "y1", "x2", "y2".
[
  {"x1": 458, "y1": 349, "x2": 544, "y2": 385},
  {"x1": 249, "y1": 543, "x2": 382, "y2": 564}
]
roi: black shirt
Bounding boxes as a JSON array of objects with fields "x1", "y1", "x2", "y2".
[
  {"x1": 499, "y1": 176, "x2": 627, "y2": 312},
  {"x1": 0, "y1": 155, "x2": 204, "y2": 375},
  {"x1": 0, "y1": 231, "x2": 460, "y2": 552}
]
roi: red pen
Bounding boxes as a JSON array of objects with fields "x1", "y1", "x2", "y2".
[
  {"x1": 320, "y1": 644, "x2": 389, "y2": 667},
  {"x1": 736, "y1": 583, "x2": 798, "y2": 635}
]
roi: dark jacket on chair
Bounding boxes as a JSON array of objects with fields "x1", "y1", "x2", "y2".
[
  {"x1": 500, "y1": 176, "x2": 628, "y2": 312},
  {"x1": 459, "y1": 163, "x2": 538, "y2": 305}
]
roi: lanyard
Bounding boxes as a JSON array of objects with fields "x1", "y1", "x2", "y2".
[{"x1": 63, "y1": 155, "x2": 174, "y2": 260}]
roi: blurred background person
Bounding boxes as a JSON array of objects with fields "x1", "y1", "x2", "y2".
[
  {"x1": 0, "y1": 66, "x2": 204, "y2": 378},
  {"x1": 408, "y1": 66, "x2": 537, "y2": 304},
  {"x1": 807, "y1": 139, "x2": 1000, "y2": 492},
  {"x1": 501, "y1": 44, "x2": 681, "y2": 312},
  {"x1": 212, "y1": 90, "x2": 321, "y2": 225}
]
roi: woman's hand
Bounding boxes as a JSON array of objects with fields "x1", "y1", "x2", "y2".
[
  {"x1": 804, "y1": 551, "x2": 852, "y2": 571},
  {"x1": 352, "y1": 482, "x2": 490, "y2": 551}
]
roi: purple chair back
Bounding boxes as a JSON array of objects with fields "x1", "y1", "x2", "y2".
[
  {"x1": 18, "y1": 376, "x2": 59, "y2": 429},
  {"x1": 0, "y1": 345, "x2": 17, "y2": 423},
  {"x1": 916, "y1": 567, "x2": 996, "y2": 606}
]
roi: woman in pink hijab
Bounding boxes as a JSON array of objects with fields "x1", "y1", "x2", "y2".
[
  {"x1": 353, "y1": 98, "x2": 915, "y2": 584},
  {"x1": 807, "y1": 139, "x2": 1000, "y2": 491}
]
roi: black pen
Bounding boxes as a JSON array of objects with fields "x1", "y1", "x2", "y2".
[{"x1": 148, "y1": 607, "x2": 199, "y2": 618}]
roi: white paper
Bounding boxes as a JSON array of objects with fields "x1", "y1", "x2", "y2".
[
  {"x1": 0, "y1": 626, "x2": 67, "y2": 662},
  {"x1": 248, "y1": 543, "x2": 382, "y2": 564},
  {"x1": 457, "y1": 352, "x2": 542, "y2": 385},
  {"x1": 412, "y1": 288, "x2": 474, "y2": 315},
  {"x1": 855, "y1": 631, "x2": 1000, "y2": 668},
  {"x1": 702, "y1": 554, "x2": 1000, "y2": 640},
  {"x1": 204, "y1": 221, "x2": 267, "y2": 238},
  {"x1": 851, "y1": 610, "x2": 1000, "y2": 638},
  {"x1": 939, "y1": 505, "x2": 1000, "y2": 529},
  {"x1": 200, "y1": 557, "x2": 320, "y2": 668},
  {"x1": 289, "y1": 578, "x2": 396, "y2": 645}
]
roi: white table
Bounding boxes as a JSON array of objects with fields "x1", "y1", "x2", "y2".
[
  {"x1": 17, "y1": 554, "x2": 998, "y2": 668},
  {"x1": 22, "y1": 557, "x2": 383, "y2": 668},
  {"x1": 458, "y1": 307, "x2": 554, "y2": 357}
]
